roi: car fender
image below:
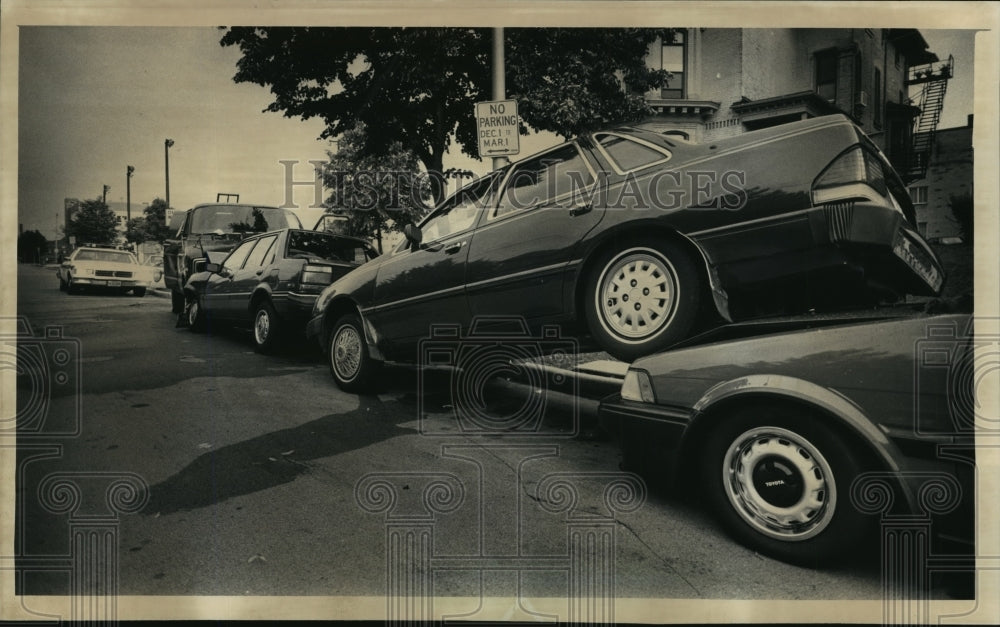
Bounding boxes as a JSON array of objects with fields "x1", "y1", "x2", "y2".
[
  {"x1": 688, "y1": 373, "x2": 918, "y2": 512},
  {"x1": 248, "y1": 283, "x2": 274, "y2": 315}
]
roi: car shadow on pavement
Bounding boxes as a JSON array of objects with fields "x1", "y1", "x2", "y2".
[{"x1": 143, "y1": 393, "x2": 416, "y2": 516}]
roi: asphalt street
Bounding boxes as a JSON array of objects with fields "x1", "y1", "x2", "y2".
[{"x1": 11, "y1": 262, "x2": 921, "y2": 616}]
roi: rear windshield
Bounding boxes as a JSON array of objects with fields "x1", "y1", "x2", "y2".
[
  {"x1": 286, "y1": 230, "x2": 374, "y2": 265},
  {"x1": 74, "y1": 249, "x2": 134, "y2": 263},
  {"x1": 188, "y1": 205, "x2": 300, "y2": 235}
]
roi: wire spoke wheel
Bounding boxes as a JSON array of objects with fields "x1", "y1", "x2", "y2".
[{"x1": 332, "y1": 323, "x2": 363, "y2": 382}]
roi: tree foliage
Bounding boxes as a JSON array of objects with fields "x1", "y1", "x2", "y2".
[
  {"x1": 321, "y1": 123, "x2": 427, "y2": 252},
  {"x1": 66, "y1": 198, "x2": 119, "y2": 245},
  {"x1": 219, "y1": 27, "x2": 671, "y2": 197},
  {"x1": 126, "y1": 197, "x2": 174, "y2": 243},
  {"x1": 18, "y1": 230, "x2": 49, "y2": 263}
]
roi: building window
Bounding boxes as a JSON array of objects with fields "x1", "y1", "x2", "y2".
[
  {"x1": 910, "y1": 185, "x2": 928, "y2": 205},
  {"x1": 815, "y1": 49, "x2": 838, "y2": 103},
  {"x1": 660, "y1": 30, "x2": 686, "y2": 99}
]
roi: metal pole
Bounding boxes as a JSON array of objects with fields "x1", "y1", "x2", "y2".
[
  {"x1": 492, "y1": 28, "x2": 509, "y2": 170},
  {"x1": 165, "y1": 139, "x2": 174, "y2": 209},
  {"x1": 126, "y1": 165, "x2": 134, "y2": 238}
]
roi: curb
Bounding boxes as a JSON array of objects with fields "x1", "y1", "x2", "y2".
[{"x1": 150, "y1": 288, "x2": 171, "y2": 299}]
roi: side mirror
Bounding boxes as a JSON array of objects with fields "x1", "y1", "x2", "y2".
[
  {"x1": 205, "y1": 262, "x2": 222, "y2": 274},
  {"x1": 404, "y1": 224, "x2": 423, "y2": 246}
]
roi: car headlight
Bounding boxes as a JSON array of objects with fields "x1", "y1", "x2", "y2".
[{"x1": 620, "y1": 369, "x2": 656, "y2": 403}]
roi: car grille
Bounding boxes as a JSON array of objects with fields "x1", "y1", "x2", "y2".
[
  {"x1": 95, "y1": 270, "x2": 133, "y2": 278},
  {"x1": 824, "y1": 201, "x2": 855, "y2": 242}
]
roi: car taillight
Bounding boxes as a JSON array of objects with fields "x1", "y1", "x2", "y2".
[
  {"x1": 812, "y1": 146, "x2": 895, "y2": 212},
  {"x1": 298, "y1": 264, "x2": 335, "y2": 293}
]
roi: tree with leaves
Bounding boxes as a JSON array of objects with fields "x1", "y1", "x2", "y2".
[
  {"x1": 18, "y1": 230, "x2": 49, "y2": 263},
  {"x1": 219, "y1": 27, "x2": 671, "y2": 202},
  {"x1": 66, "y1": 198, "x2": 119, "y2": 245},
  {"x1": 126, "y1": 197, "x2": 174, "y2": 243},
  {"x1": 322, "y1": 123, "x2": 428, "y2": 252}
]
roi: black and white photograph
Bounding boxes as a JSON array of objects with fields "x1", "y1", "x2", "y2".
[{"x1": 2, "y1": 1, "x2": 998, "y2": 624}]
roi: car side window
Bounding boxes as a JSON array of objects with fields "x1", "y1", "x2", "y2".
[
  {"x1": 593, "y1": 133, "x2": 671, "y2": 173},
  {"x1": 222, "y1": 239, "x2": 257, "y2": 273},
  {"x1": 419, "y1": 174, "x2": 500, "y2": 244},
  {"x1": 244, "y1": 235, "x2": 278, "y2": 269},
  {"x1": 494, "y1": 144, "x2": 594, "y2": 219}
]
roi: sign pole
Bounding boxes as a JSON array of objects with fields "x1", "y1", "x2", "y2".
[{"x1": 492, "y1": 28, "x2": 509, "y2": 170}]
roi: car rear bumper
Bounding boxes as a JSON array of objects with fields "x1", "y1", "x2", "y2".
[{"x1": 695, "y1": 203, "x2": 945, "y2": 297}]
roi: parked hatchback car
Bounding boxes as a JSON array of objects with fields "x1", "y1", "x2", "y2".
[
  {"x1": 183, "y1": 228, "x2": 378, "y2": 352},
  {"x1": 57, "y1": 246, "x2": 155, "y2": 296},
  {"x1": 306, "y1": 114, "x2": 944, "y2": 390},
  {"x1": 598, "y1": 313, "x2": 975, "y2": 566},
  {"x1": 164, "y1": 203, "x2": 303, "y2": 313}
]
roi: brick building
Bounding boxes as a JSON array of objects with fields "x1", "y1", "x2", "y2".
[
  {"x1": 638, "y1": 28, "x2": 944, "y2": 180},
  {"x1": 908, "y1": 117, "x2": 974, "y2": 241}
]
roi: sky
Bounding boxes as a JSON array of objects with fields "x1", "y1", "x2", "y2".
[{"x1": 16, "y1": 26, "x2": 979, "y2": 239}]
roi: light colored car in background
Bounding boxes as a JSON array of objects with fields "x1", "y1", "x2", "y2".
[{"x1": 57, "y1": 246, "x2": 155, "y2": 296}]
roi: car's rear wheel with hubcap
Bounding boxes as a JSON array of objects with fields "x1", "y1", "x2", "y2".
[
  {"x1": 585, "y1": 238, "x2": 700, "y2": 361},
  {"x1": 252, "y1": 300, "x2": 280, "y2": 354},
  {"x1": 186, "y1": 295, "x2": 207, "y2": 333},
  {"x1": 701, "y1": 405, "x2": 870, "y2": 566},
  {"x1": 328, "y1": 313, "x2": 381, "y2": 392}
]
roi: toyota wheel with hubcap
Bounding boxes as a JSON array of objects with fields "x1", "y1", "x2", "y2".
[
  {"x1": 585, "y1": 238, "x2": 700, "y2": 361},
  {"x1": 252, "y1": 300, "x2": 281, "y2": 354},
  {"x1": 701, "y1": 405, "x2": 870, "y2": 565},
  {"x1": 328, "y1": 313, "x2": 381, "y2": 392}
]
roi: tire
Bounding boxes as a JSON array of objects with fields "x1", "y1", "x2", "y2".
[
  {"x1": 252, "y1": 300, "x2": 281, "y2": 354},
  {"x1": 186, "y1": 295, "x2": 207, "y2": 333},
  {"x1": 171, "y1": 290, "x2": 185, "y2": 314},
  {"x1": 133, "y1": 287, "x2": 146, "y2": 297},
  {"x1": 700, "y1": 405, "x2": 871, "y2": 566},
  {"x1": 66, "y1": 278, "x2": 79, "y2": 295},
  {"x1": 584, "y1": 238, "x2": 700, "y2": 361},
  {"x1": 328, "y1": 313, "x2": 382, "y2": 392}
]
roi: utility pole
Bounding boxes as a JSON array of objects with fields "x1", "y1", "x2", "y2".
[
  {"x1": 165, "y1": 138, "x2": 175, "y2": 209},
  {"x1": 102, "y1": 185, "x2": 110, "y2": 204},
  {"x1": 492, "y1": 28, "x2": 509, "y2": 171},
  {"x1": 126, "y1": 165, "x2": 134, "y2": 238}
]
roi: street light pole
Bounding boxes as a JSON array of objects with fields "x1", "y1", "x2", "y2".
[
  {"x1": 126, "y1": 165, "x2": 135, "y2": 238},
  {"x1": 164, "y1": 138, "x2": 174, "y2": 209},
  {"x1": 492, "y1": 28, "x2": 509, "y2": 171}
]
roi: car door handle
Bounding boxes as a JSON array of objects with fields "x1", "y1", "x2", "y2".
[
  {"x1": 255, "y1": 269, "x2": 264, "y2": 276},
  {"x1": 568, "y1": 202, "x2": 593, "y2": 217},
  {"x1": 443, "y1": 241, "x2": 465, "y2": 255}
]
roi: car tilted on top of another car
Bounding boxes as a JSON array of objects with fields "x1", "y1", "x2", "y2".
[
  {"x1": 57, "y1": 246, "x2": 155, "y2": 296},
  {"x1": 183, "y1": 228, "x2": 378, "y2": 353},
  {"x1": 305, "y1": 113, "x2": 944, "y2": 391}
]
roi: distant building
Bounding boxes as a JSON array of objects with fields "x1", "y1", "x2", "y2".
[
  {"x1": 638, "y1": 28, "x2": 950, "y2": 183},
  {"x1": 908, "y1": 116, "x2": 974, "y2": 241}
]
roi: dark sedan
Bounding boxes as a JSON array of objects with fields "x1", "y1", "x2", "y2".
[
  {"x1": 306, "y1": 114, "x2": 943, "y2": 390},
  {"x1": 598, "y1": 313, "x2": 975, "y2": 566},
  {"x1": 184, "y1": 228, "x2": 378, "y2": 352}
]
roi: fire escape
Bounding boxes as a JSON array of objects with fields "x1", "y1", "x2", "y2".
[{"x1": 903, "y1": 54, "x2": 953, "y2": 182}]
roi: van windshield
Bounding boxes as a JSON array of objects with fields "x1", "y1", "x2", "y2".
[{"x1": 189, "y1": 205, "x2": 298, "y2": 235}]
